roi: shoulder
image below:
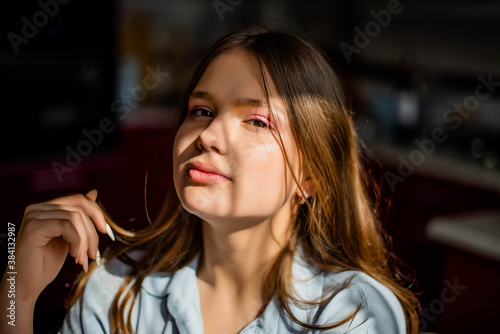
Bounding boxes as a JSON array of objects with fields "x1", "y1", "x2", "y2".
[
  {"x1": 59, "y1": 253, "x2": 174, "y2": 333},
  {"x1": 290, "y1": 249, "x2": 407, "y2": 333},
  {"x1": 316, "y1": 270, "x2": 407, "y2": 333},
  {"x1": 81, "y1": 256, "x2": 134, "y2": 305},
  {"x1": 59, "y1": 257, "x2": 131, "y2": 333}
]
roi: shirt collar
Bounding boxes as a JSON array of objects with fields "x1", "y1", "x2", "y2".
[
  {"x1": 140, "y1": 244, "x2": 325, "y2": 333},
  {"x1": 140, "y1": 253, "x2": 200, "y2": 298},
  {"x1": 164, "y1": 254, "x2": 203, "y2": 334},
  {"x1": 264, "y1": 245, "x2": 325, "y2": 332}
]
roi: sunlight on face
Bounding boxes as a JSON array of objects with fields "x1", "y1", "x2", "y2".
[{"x1": 172, "y1": 50, "x2": 301, "y2": 228}]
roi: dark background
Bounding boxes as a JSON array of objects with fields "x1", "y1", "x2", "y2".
[{"x1": 1, "y1": 1, "x2": 499, "y2": 333}]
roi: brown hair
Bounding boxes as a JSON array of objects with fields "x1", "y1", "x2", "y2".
[{"x1": 70, "y1": 26, "x2": 419, "y2": 333}]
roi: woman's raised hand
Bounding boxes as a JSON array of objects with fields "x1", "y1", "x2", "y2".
[
  {"x1": 0, "y1": 190, "x2": 115, "y2": 333},
  {"x1": 12, "y1": 189, "x2": 113, "y2": 304}
]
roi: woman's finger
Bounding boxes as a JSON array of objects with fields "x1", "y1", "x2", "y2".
[
  {"x1": 25, "y1": 204, "x2": 100, "y2": 260},
  {"x1": 24, "y1": 209, "x2": 91, "y2": 271},
  {"x1": 45, "y1": 193, "x2": 108, "y2": 234},
  {"x1": 86, "y1": 189, "x2": 98, "y2": 201},
  {"x1": 27, "y1": 218, "x2": 81, "y2": 254}
]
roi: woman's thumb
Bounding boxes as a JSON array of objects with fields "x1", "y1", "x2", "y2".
[{"x1": 85, "y1": 189, "x2": 98, "y2": 202}]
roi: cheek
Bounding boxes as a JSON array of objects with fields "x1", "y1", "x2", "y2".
[
  {"x1": 249, "y1": 141, "x2": 300, "y2": 209},
  {"x1": 236, "y1": 142, "x2": 289, "y2": 203},
  {"x1": 172, "y1": 126, "x2": 195, "y2": 186},
  {"x1": 173, "y1": 125, "x2": 195, "y2": 162}
]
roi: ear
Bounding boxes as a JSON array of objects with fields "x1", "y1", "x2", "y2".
[{"x1": 296, "y1": 175, "x2": 314, "y2": 200}]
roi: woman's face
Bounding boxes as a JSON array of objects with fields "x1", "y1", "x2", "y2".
[{"x1": 173, "y1": 50, "x2": 301, "y2": 227}]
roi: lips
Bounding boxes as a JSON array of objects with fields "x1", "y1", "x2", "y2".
[{"x1": 186, "y1": 160, "x2": 230, "y2": 183}]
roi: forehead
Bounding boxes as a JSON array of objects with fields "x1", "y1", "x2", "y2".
[{"x1": 195, "y1": 50, "x2": 264, "y2": 100}]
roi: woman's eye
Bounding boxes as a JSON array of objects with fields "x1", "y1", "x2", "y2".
[
  {"x1": 247, "y1": 119, "x2": 268, "y2": 128},
  {"x1": 190, "y1": 108, "x2": 213, "y2": 117}
]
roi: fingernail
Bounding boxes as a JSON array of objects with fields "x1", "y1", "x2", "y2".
[
  {"x1": 83, "y1": 256, "x2": 88, "y2": 273},
  {"x1": 75, "y1": 251, "x2": 79, "y2": 264},
  {"x1": 106, "y1": 224, "x2": 116, "y2": 241},
  {"x1": 96, "y1": 250, "x2": 101, "y2": 267}
]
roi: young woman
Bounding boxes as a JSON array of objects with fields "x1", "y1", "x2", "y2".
[{"x1": 1, "y1": 27, "x2": 419, "y2": 333}]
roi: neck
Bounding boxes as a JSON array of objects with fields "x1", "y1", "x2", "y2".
[{"x1": 196, "y1": 214, "x2": 292, "y2": 301}]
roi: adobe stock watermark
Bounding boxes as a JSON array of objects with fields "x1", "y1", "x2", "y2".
[
  {"x1": 5, "y1": 222, "x2": 18, "y2": 327},
  {"x1": 212, "y1": 0, "x2": 243, "y2": 22},
  {"x1": 7, "y1": 0, "x2": 70, "y2": 54},
  {"x1": 339, "y1": 0, "x2": 409, "y2": 64},
  {"x1": 51, "y1": 65, "x2": 169, "y2": 182},
  {"x1": 419, "y1": 277, "x2": 467, "y2": 331},
  {"x1": 384, "y1": 74, "x2": 499, "y2": 191}
]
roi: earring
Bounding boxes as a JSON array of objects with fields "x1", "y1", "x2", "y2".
[{"x1": 299, "y1": 190, "x2": 308, "y2": 205}]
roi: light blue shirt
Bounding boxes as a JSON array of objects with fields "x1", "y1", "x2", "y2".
[{"x1": 59, "y1": 246, "x2": 406, "y2": 333}]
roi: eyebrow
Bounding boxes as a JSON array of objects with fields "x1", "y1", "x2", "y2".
[
  {"x1": 190, "y1": 90, "x2": 213, "y2": 102},
  {"x1": 190, "y1": 90, "x2": 267, "y2": 109},
  {"x1": 235, "y1": 97, "x2": 267, "y2": 109}
]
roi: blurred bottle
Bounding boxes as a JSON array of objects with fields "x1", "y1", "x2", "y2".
[
  {"x1": 393, "y1": 59, "x2": 424, "y2": 143},
  {"x1": 115, "y1": 4, "x2": 154, "y2": 117}
]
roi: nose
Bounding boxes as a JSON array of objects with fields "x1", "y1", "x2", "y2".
[{"x1": 196, "y1": 114, "x2": 228, "y2": 154}]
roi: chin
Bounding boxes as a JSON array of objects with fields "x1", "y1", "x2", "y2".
[{"x1": 179, "y1": 188, "x2": 222, "y2": 217}]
